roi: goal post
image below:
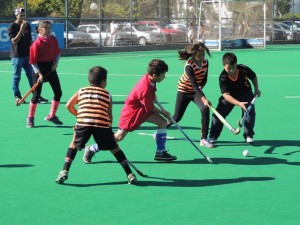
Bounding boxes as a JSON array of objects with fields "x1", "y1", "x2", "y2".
[{"x1": 198, "y1": 0, "x2": 271, "y2": 50}]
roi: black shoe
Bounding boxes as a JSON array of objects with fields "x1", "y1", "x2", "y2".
[
  {"x1": 38, "y1": 96, "x2": 48, "y2": 104},
  {"x1": 45, "y1": 115, "x2": 63, "y2": 125},
  {"x1": 154, "y1": 151, "x2": 177, "y2": 161},
  {"x1": 15, "y1": 96, "x2": 26, "y2": 104}
]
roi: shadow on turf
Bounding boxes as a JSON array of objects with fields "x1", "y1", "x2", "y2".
[
  {"x1": 251, "y1": 140, "x2": 300, "y2": 154},
  {"x1": 0, "y1": 164, "x2": 34, "y2": 168},
  {"x1": 62, "y1": 176, "x2": 274, "y2": 187},
  {"x1": 92, "y1": 157, "x2": 300, "y2": 166}
]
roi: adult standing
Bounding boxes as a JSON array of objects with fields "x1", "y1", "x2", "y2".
[
  {"x1": 8, "y1": 8, "x2": 48, "y2": 104},
  {"x1": 110, "y1": 21, "x2": 118, "y2": 46}
]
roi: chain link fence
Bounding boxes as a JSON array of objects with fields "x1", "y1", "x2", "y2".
[{"x1": 1, "y1": 0, "x2": 300, "y2": 53}]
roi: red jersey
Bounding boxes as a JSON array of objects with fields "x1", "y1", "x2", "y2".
[
  {"x1": 29, "y1": 35, "x2": 61, "y2": 64},
  {"x1": 118, "y1": 74, "x2": 156, "y2": 131}
]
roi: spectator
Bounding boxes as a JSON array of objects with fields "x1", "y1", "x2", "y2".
[{"x1": 110, "y1": 21, "x2": 118, "y2": 46}]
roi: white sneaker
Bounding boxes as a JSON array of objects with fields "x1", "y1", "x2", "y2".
[
  {"x1": 246, "y1": 137, "x2": 254, "y2": 143},
  {"x1": 200, "y1": 139, "x2": 215, "y2": 148}
]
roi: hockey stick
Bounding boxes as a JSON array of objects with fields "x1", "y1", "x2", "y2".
[
  {"x1": 127, "y1": 160, "x2": 148, "y2": 177},
  {"x1": 238, "y1": 95, "x2": 258, "y2": 128},
  {"x1": 155, "y1": 99, "x2": 213, "y2": 164},
  {"x1": 16, "y1": 71, "x2": 53, "y2": 106},
  {"x1": 16, "y1": 81, "x2": 41, "y2": 106},
  {"x1": 209, "y1": 105, "x2": 240, "y2": 135}
]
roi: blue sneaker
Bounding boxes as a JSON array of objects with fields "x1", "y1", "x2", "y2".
[
  {"x1": 27, "y1": 117, "x2": 34, "y2": 128},
  {"x1": 45, "y1": 115, "x2": 63, "y2": 125}
]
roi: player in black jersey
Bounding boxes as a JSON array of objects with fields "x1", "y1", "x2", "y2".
[{"x1": 209, "y1": 52, "x2": 261, "y2": 144}]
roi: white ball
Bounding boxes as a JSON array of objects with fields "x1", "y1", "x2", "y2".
[
  {"x1": 90, "y1": 2, "x2": 98, "y2": 10},
  {"x1": 243, "y1": 150, "x2": 249, "y2": 157},
  {"x1": 189, "y1": 6, "x2": 196, "y2": 13}
]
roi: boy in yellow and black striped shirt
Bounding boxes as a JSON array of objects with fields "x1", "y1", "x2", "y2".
[{"x1": 55, "y1": 66, "x2": 137, "y2": 185}]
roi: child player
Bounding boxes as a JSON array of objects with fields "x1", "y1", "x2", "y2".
[
  {"x1": 168, "y1": 42, "x2": 214, "y2": 148},
  {"x1": 55, "y1": 66, "x2": 137, "y2": 185},
  {"x1": 27, "y1": 20, "x2": 63, "y2": 128},
  {"x1": 84, "y1": 59, "x2": 177, "y2": 162},
  {"x1": 209, "y1": 52, "x2": 261, "y2": 143}
]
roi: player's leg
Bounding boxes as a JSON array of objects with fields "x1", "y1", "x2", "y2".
[
  {"x1": 26, "y1": 79, "x2": 43, "y2": 128},
  {"x1": 209, "y1": 96, "x2": 234, "y2": 142},
  {"x1": 239, "y1": 93, "x2": 256, "y2": 142},
  {"x1": 110, "y1": 147, "x2": 137, "y2": 184},
  {"x1": 168, "y1": 92, "x2": 191, "y2": 127},
  {"x1": 56, "y1": 126, "x2": 91, "y2": 184},
  {"x1": 94, "y1": 127, "x2": 137, "y2": 184},
  {"x1": 45, "y1": 71, "x2": 63, "y2": 125},
  {"x1": 193, "y1": 95, "x2": 214, "y2": 148},
  {"x1": 146, "y1": 113, "x2": 177, "y2": 161},
  {"x1": 83, "y1": 129, "x2": 129, "y2": 163}
]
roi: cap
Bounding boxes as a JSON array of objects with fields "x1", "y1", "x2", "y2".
[{"x1": 15, "y1": 8, "x2": 25, "y2": 16}]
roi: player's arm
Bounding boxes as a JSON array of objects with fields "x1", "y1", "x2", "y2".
[
  {"x1": 66, "y1": 91, "x2": 79, "y2": 116},
  {"x1": 185, "y1": 65, "x2": 210, "y2": 106},
  {"x1": 251, "y1": 77, "x2": 261, "y2": 97},
  {"x1": 108, "y1": 94, "x2": 113, "y2": 124},
  {"x1": 223, "y1": 92, "x2": 247, "y2": 111}
]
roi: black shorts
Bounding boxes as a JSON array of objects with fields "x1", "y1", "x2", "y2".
[{"x1": 73, "y1": 125, "x2": 118, "y2": 150}]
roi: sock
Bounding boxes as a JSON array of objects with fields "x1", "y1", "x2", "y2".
[
  {"x1": 49, "y1": 99, "x2": 60, "y2": 117},
  {"x1": 89, "y1": 144, "x2": 100, "y2": 152},
  {"x1": 63, "y1": 148, "x2": 77, "y2": 171},
  {"x1": 28, "y1": 101, "x2": 37, "y2": 118},
  {"x1": 113, "y1": 150, "x2": 132, "y2": 175},
  {"x1": 156, "y1": 129, "x2": 167, "y2": 154}
]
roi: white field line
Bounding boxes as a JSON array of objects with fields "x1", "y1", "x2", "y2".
[
  {"x1": 138, "y1": 132, "x2": 188, "y2": 141},
  {"x1": 0, "y1": 70, "x2": 299, "y2": 77},
  {"x1": 285, "y1": 96, "x2": 300, "y2": 98}
]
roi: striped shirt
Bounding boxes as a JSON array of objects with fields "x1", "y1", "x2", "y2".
[
  {"x1": 76, "y1": 86, "x2": 111, "y2": 128},
  {"x1": 177, "y1": 59, "x2": 208, "y2": 97}
]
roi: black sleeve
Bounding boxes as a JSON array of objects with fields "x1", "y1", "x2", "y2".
[
  {"x1": 8, "y1": 23, "x2": 18, "y2": 39},
  {"x1": 185, "y1": 65, "x2": 204, "y2": 98},
  {"x1": 202, "y1": 60, "x2": 208, "y2": 88},
  {"x1": 240, "y1": 64, "x2": 256, "y2": 80},
  {"x1": 219, "y1": 73, "x2": 229, "y2": 94}
]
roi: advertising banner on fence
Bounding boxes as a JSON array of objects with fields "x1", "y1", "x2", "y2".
[{"x1": 0, "y1": 23, "x2": 64, "y2": 52}]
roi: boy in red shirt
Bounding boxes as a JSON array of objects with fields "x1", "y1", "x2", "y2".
[
  {"x1": 84, "y1": 59, "x2": 177, "y2": 162},
  {"x1": 27, "y1": 20, "x2": 63, "y2": 128}
]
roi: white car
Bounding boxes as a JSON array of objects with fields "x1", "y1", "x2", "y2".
[
  {"x1": 31, "y1": 20, "x2": 94, "y2": 47},
  {"x1": 78, "y1": 24, "x2": 109, "y2": 46},
  {"x1": 121, "y1": 23, "x2": 167, "y2": 45}
]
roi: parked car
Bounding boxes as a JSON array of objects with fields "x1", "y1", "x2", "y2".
[
  {"x1": 167, "y1": 23, "x2": 187, "y2": 32},
  {"x1": 136, "y1": 21, "x2": 186, "y2": 43},
  {"x1": 248, "y1": 24, "x2": 287, "y2": 41},
  {"x1": 78, "y1": 24, "x2": 139, "y2": 46},
  {"x1": 78, "y1": 24, "x2": 109, "y2": 46},
  {"x1": 31, "y1": 19, "x2": 95, "y2": 47},
  {"x1": 121, "y1": 23, "x2": 167, "y2": 45}
]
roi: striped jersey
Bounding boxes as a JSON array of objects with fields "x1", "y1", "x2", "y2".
[
  {"x1": 76, "y1": 86, "x2": 111, "y2": 128},
  {"x1": 177, "y1": 58, "x2": 208, "y2": 94}
]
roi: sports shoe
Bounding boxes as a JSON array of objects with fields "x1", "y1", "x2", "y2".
[
  {"x1": 127, "y1": 173, "x2": 137, "y2": 184},
  {"x1": 15, "y1": 96, "x2": 25, "y2": 104},
  {"x1": 38, "y1": 96, "x2": 48, "y2": 104},
  {"x1": 208, "y1": 138, "x2": 217, "y2": 144},
  {"x1": 200, "y1": 139, "x2": 215, "y2": 148},
  {"x1": 154, "y1": 151, "x2": 177, "y2": 161},
  {"x1": 83, "y1": 146, "x2": 95, "y2": 164},
  {"x1": 56, "y1": 170, "x2": 68, "y2": 184},
  {"x1": 45, "y1": 115, "x2": 63, "y2": 125},
  {"x1": 27, "y1": 117, "x2": 35, "y2": 128},
  {"x1": 245, "y1": 137, "x2": 254, "y2": 143}
]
